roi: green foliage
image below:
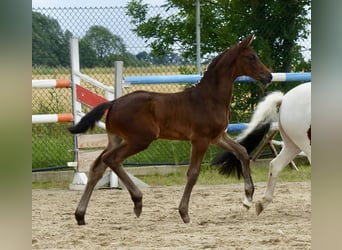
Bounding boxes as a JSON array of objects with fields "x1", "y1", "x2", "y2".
[
  {"x1": 32, "y1": 11, "x2": 71, "y2": 67},
  {"x1": 126, "y1": 0, "x2": 311, "y2": 72},
  {"x1": 32, "y1": 9, "x2": 185, "y2": 68},
  {"x1": 79, "y1": 25, "x2": 129, "y2": 67},
  {"x1": 178, "y1": 65, "x2": 197, "y2": 74}
]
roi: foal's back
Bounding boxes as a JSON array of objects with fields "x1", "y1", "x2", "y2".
[{"x1": 106, "y1": 86, "x2": 227, "y2": 141}]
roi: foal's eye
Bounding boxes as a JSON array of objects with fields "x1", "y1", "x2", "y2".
[{"x1": 248, "y1": 54, "x2": 257, "y2": 62}]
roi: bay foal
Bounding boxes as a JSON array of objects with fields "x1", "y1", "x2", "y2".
[{"x1": 68, "y1": 34, "x2": 272, "y2": 225}]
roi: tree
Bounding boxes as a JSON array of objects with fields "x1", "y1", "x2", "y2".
[
  {"x1": 32, "y1": 11, "x2": 71, "y2": 67},
  {"x1": 79, "y1": 25, "x2": 128, "y2": 67},
  {"x1": 136, "y1": 51, "x2": 153, "y2": 64},
  {"x1": 126, "y1": 0, "x2": 311, "y2": 72}
]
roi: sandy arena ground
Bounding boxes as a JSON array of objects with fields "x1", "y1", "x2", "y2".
[{"x1": 32, "y1": 181, "x2": 311, "y2": 249}]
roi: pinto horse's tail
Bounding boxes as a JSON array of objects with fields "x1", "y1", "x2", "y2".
[
  {"x1": 211, "y1": 91, "x2": 284, "y2": 179},
  {"x1": 67, "y1": 101, "x2": 113, "y2": 134}
]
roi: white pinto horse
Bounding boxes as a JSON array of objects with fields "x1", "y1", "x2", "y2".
[{"x1": 211, "y1": 82, "x2": 311, "y2": 215}]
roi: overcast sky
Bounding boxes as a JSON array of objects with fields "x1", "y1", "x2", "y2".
[{"x1": 32, "y1": 0, "x2": 167, "y2": 8}]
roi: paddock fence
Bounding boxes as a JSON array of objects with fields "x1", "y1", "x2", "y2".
[
  {"x1": 32, "y1": 38, "x2": 311, "y2": 172},
  {"x1": 32, "y1": 4, "x2": 311, "y2": 171}
]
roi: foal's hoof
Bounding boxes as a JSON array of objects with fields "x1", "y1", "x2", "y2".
[
  {"x1": 180, "y1": 212, "x2": 190, "y2": 224},
  {"x1": 75, "y1": 213, "x2": 86, "y2": 225},
  {"x1": 178, "y1": 208, "x2": 190, "y2": 223},
  {"x1": 255, "y1": 202, "x2": 264, "y2": 216},
  {"x1": 77, "y1": 219, "x2": 86, "y2": 226},
  {"x1": 134, "y1": 201, "x2": 142, "y2": 218},
  {"x1": 75, "y1": 215, "x2": 85, "y2": 226}
]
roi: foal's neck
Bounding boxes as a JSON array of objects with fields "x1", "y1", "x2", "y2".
[{"x1": 197, "y1": 68, "x2": 236, "y2": 106}]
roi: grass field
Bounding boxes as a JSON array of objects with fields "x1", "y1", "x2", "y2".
[
  {"x1": 139, "y1": 162, "x2": 311, "y2": 186},
  {"x1": 32, "y1": 159, "x2": 310, "y2": 189}
]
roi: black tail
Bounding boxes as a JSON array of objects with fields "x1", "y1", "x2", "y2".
[
  {"x1": 68, "y1": 101, "x2": 113, "y2": 134},
  {"x1": 210, "y1": 123, "x2": 271, "y2": 179}
]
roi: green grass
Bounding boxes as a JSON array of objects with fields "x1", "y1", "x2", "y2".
[
  {"x1": 32, "y1": 126, "x2": 74, "y2": 169},
  {"x1": 138, "y1": 163, "x2": 311, "y2": 186},
  {"x1": 125, "y1": 139, "x2": 221, "y2": 165},
  {"x1": 32, "y1": 130, "x2": 221, "y2": 169},
  {"x1": 32, "y1": 181, "x2": 71, "y2": 189},
  {"x1": 32, "y1": 162, "x2": 310, "y2": 189}
]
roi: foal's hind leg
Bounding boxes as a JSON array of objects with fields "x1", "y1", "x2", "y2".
[
  {"x1": 256, "y1": 130, "x2": 301, "y2": 215},
  {"x1": 75, "y1": 134, "x2": 121, "y2": 225},
  {"x1": 75, "y1": 150, "x2": 108, "y2": 225},
  {"x1": 214, "y1": 133, "x2": 254, "y2": 209},
  {"x1": 178, "y1": 138, "x2": 210, "y2": 223},
  {"x1": 102, "y1": 135, "x2": 154, "y2": 218}
]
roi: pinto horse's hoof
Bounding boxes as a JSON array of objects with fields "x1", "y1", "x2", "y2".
[
  {"x1": 243, "y1": 197, "x2": 252, "y2": 210},
  {"x1": 243, "y1": 203, "x2": 251, "y2": 210}
]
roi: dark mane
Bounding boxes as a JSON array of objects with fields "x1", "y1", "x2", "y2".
[
  {"x1": 206, "y1": 42, "x2": 241, "y2": 72},
  {"x1": 199, "y1": 44, "x2": 239, "y2": 85},
  {"x1": 206, "y1": 47, "x2": 230, "y2": 71}
]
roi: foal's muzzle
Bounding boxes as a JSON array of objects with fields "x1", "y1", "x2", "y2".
[{"x1": 260, "y1": 73, "x2": 273, "y2": 85}]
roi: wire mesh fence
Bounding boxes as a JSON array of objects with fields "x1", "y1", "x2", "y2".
[{"x1": 32, "y1": 4, "x2": 311, "y2": 170}]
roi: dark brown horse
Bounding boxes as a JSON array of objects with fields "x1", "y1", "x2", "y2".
[{"x1": 68, "y1": 34, "x2": 272, "y2": 225}]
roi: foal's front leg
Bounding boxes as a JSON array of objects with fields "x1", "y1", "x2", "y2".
[{"x1": 178, "y1": 139, "x2": 209, "y2": 223}]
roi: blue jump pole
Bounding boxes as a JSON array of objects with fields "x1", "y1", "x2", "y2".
[
  {"x1": 124, "y1": 72, "x2": 311, "y2": 133},
  {"x1": 124, "y1": 72, "x2": 311, "y2": 85}
]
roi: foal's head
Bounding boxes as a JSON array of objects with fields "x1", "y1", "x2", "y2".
[
  {"x1": 215, "y1": 34, "x2": 272, "y2": 85},
  {"x1": 234, "y1": 34, "x2": 272, "y2": 84}
]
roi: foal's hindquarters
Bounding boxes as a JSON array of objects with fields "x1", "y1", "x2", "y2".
[{"x1": 75, "y1": 133, "x2": 146, "y2": 225}]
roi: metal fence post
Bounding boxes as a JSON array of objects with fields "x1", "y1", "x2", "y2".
[
  {"x1": 69, "y1": 38, "x2": 88, "y2": 190},
  {"x1": 110, "y1": 61, "x2": 124, "y2": 188},
  {"x1": 196, "y1": 0, "x2": 201, "y2": 74},
  {"x1": 70, "y1": 38, "x2": 80, "y2": 169},
  {"x1": 115, "y1": 61, "x2": 123, "y2": 99}
]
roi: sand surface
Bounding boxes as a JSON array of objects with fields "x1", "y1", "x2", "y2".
[{"x1": 32, "y1": 181, "x2": 311, "y2": 249}]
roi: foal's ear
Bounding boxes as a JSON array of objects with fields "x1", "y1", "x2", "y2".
[{"x1": 239, "y1": 34, "x2": 254, "y2": 48}]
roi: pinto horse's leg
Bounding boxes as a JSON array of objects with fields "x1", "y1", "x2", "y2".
[
  {"x1": 75, "y1": 150, "x2": 108, "y2": 225},
  {"x1": 178, "y1": 138, "x2": 210, "y2": 223},
  {"x1": 255, "y1": 130, "x2": 301, "y2": 215},
  {"x1": 102, "y1": 134, "x2": 154, "y2": 218},
  {"x1": 213, "y1": 133, "x2": 254, "y2": 209}
]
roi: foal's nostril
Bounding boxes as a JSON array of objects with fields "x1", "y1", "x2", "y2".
[{"x1": 260, "y1": 73, "x2": 272, "y2": 84}]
